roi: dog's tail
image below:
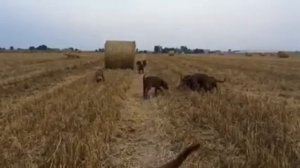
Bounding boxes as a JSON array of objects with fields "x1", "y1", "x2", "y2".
[
  {"x1": 216, "y1": 78, "x2": 226, "y2": 83},
  {"x1": 158, "y1": 143, "x2": 200, "y2": 168},
  {"x1": 143, "y1": 74, "x2": 146, "y2": 99}
]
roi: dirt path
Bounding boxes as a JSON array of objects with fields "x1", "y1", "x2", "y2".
[{"x1": 106, "y1": 72, "x2": 175, "y2": 168}]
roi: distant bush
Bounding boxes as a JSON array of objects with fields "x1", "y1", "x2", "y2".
[
  {"x1": 36, "y1": 45, "x2": 48, "y2": 50},
  {"x1": 29, "y1": 46, "x2": 35, "y2": 51}
]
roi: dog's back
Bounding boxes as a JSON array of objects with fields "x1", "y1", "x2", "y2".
[
  {"x1": 179, "y1": 73, "x2": 206, "y2": 91},
  {"x1": 192, "y1": 74, "x2": 225, "y2": 91},
  {"x1": 144, "y1": 76, "x2": 163, "y2": 87},
  {"x1": 179, "y1": 73, "x2": 222, "y2": 91}
]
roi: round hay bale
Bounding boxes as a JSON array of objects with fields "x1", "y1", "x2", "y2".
[
  {"x1": 245, "y1": 53, "x2": 252, "y2": 57},
  {"x1": 105, "y1": 40, "x2": 136, "y2": 69},
  {"x1": 277, "y1": 51, "x2": 289, "y2": 58},
  {"x1": 168, "y1": 50, "x2": 175, "y2": 56}
]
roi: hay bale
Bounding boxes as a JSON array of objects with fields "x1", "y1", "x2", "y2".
[
  {"x1": 277, "y1": 51, "x2": 289, "y2": 58},
  {"x1": 105, "y1": 40, "x2": 136, "y2": 69},
  {"x1": 258, "y1": 53, "x2": 266, "y2": 56},
  {"x1": 168, "y1": 50, "x2": 175, "y2": 56},
  {"x1": 245, "y1": 53, "x2": 252, "y2": 57}
]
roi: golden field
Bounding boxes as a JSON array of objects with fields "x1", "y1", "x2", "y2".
[{"x1": 0, "y1": 52, "x2": 299, "y2": 168}]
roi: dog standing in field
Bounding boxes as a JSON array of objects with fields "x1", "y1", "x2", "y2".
[
  {"x1": 158, "y1": 143, "x2": 200, "y2": 168},
  {"x1": 142, "y1": 60, "x2": 147, "y2": 67},
  {"x1": 95, "y1": 68, "x2": 105, "y2": 82},
  {"x1": 136, "y1": 60, "x2": 147, "y2": 74},
  {"x1": 136, "y1": 61, "x2": 145, "y2": 74},
  {"x1": 177, "y1": 73, "x2": 225, "y2": 92},
  {"x1": 143, "y1": 75, "x2": 169, "y2": 99}
]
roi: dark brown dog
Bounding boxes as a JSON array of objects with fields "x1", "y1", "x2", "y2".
[
  {"x1": 143, "y1": 75, "x2": 169, "y2": 99},
  {"x1": 136, "y1": 61, "x2": 145, "y2": 74},
  {"x1": 177, "y1": 73, "x2": 225, "y2": 92},
  {"x1": 95, "y1": 69, "x2": 105, "y2": 82},
  {"x1": 142, "y1": 60, "x2": 147, "y2": 67},
  {"x1": 158, "y1": 143, "x2": 200, "y2": 168},
  {"x1": 177, "y1": 73, "x2": 208, "y2": 91}
]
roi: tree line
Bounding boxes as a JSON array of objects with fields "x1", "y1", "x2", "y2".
[
  {"x1": 154, "y1": 45, "x2": 222, "y2": 54},
  {"x1": 1, "y1": 45, "x2": 224, "y2": 54},
  {"x1": 0, "y1": 45, "x2": 81, "y2": 52}
]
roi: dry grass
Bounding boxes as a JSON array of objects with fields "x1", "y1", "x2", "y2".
[
  {"x1": 64, "y1": 53, "x2": 80, "y2": 59},
  {"x1": 0, "y1": 53, "x2": 299, "y2": 167},
  {"x1": 0, "y1": 53, "x2": 100, "y2": 83}
]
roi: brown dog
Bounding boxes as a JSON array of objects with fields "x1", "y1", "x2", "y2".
[
  {"x1": 142, "y1": 60, "x2": 147, "y2": 67},
  {"x1": 177, "y1": 73, "x2": 225, "y2": 92},
  {"x1": 158, "y1": 143, "x2": 200, "y2": 168},
  {"x1": 136, "y1": 61, "x2": 145, "y2": 74},
  {"x1": 95, "y1": 69, "x2": 105, "y2": 82},
  {"x1": 143, "y1": 75, "x2": 169, "y2": 99}
]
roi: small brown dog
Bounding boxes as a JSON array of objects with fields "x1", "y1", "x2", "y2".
[
  {"x1": 142, "y1": 60, "x2": 147, "y2": 67},
  {"x1": 136, "y1": 61, "x2": 145, "y2": 74},
  {"x1": 143, "y1": 75, "x2": 169, "y2": 99},
  {"x1": 95, "y1": 69, "x2": 105, "y2": 82},
  {"x1": 158, "y1": 143, "x2": 200, "y2": 168}
]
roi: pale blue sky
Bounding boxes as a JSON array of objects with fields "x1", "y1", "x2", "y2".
[{"x1": 0, "y1": 0, "x2": 299, "y2": 51}]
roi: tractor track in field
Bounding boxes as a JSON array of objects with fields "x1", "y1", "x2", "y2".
[{"x1": 0, "y1": 59, "x2": 102, "y2": 101}]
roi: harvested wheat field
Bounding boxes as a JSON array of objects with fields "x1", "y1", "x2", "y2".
[{"x1": 0, "y1": 53, "x2": 299, "y2": 168}]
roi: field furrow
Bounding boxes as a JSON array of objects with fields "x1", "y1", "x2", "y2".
[{"x1": 0, "y1": 57, "x2": 103, "y2": 111}]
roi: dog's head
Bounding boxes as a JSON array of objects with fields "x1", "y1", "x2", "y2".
[
  {"x1": 177, "y1": 75, "x2": 192, "y2": 90},
  {"x1": 161, "y1": 80, "x2": 169, "y2": 90},
  {"x1": 136, "y1": 61, "x2": 142, "y2": 66}
]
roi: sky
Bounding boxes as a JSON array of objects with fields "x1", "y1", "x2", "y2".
[{"x1": 0, "y1": 0, "x2": 299, "y2": 51}]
